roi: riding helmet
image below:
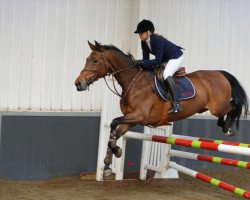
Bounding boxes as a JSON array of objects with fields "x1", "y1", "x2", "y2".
[{"x1": 134, "y1": 19, "x2": 155, "y2": 34}]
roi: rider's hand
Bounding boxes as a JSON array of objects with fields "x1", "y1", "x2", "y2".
[{"x1": 134, "y1": 60, "x2": 143, "y2": 67}]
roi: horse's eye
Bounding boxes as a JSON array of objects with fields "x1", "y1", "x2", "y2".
[{"x1": 93, "y1": 60, "x2": 98, "y2": 64}]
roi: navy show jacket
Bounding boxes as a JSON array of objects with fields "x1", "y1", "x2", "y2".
[{"x1": 141, "y1": 34, "x2": 183, "y2": 67}]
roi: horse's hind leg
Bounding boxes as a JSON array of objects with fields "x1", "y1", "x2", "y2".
[
  {"x1": 217, "y1": 116, "x2": 225, "y2": 128},
  {"x1": 223, "y1": 112, "x2": 235, "y2": 136},
  {"x1": 217, "y1": 114, "x2": 234, "y2": 136}
]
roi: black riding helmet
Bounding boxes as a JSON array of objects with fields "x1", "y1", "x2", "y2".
[{"x1": 134, "y1": 19, "x2": 155, "y2": 34}]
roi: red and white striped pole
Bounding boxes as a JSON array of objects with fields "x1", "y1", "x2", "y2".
[
  {"x1": 170, "y1": 149, "x2": 250, "y2": 169},
  {"x1": 125, "y1": 132, "x2": 250, "y2": 156},
  {"x1": 169, "y1": 162, "x2": 250, "y2": 199},
  {"x1": 172, "y1": 134, "x2": 250, "y2": 148},
  {"x1": 124, "y1": 132, "x2": 250, "y2": 198}
]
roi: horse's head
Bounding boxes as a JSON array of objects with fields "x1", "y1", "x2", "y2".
[{"x1": 75, "y1": 41, "x2": 111, "y2": 91}]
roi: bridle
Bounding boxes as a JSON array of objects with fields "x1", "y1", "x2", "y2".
[{"x1": 82, "y1": 51, "x2": 142, "y2": 99}]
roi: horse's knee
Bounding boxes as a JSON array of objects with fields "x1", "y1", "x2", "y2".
[
  {"x1": 110, "y1": 117, "x2": 124, "y2": 131},
  {"x1": 110, "y1": 117, "x2": 119, "y2": 126}
]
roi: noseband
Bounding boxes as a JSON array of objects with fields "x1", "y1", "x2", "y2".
[
  {"x1": 82, "y1": 51, "x2": 142, "y2": 98},
  {"x1": 81, "y1": 52, "x2": 107, "y2": 87}
]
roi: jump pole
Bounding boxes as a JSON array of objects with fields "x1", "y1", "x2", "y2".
[
  {"x1": 124, "y1": 132, "x2": 250, "y2": 156},
  {"x1": 124, "y1": 132, "x2": 250, "y2": 198},
  {"x1": 170, "y1": 149, "x2": 250, "y2": 169},
  {"x1": 169, "y1": 162, "x2": 250, "y2": 199},
  {"x1": 172, "y1": 134, "x2": 250, "y2": 148}
]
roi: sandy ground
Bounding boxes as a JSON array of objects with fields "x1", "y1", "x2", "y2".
[{"x1": 0, "y1": 169, "x2": 250, "y2": 200}]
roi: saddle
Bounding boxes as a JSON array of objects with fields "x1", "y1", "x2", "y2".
[
  {"x1": 154, "y1": 65, "x2": 195, "y2": 101},
  {"x1": 155, "y1": 65, "x2": 186, "y2": 85}
]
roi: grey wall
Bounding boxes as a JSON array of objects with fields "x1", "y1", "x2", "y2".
[
  {"x1": 0, "y1": 112, "x2": 101, "y2": 180},
  {"x1": 0, "y1": 112, "x2": 143, "y2": 180},
  {"x1": 0, "y1": 112, "x2": 249, "y2": 180}
]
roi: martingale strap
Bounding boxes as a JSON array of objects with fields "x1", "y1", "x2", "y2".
[
  {"x1": 90, "y1": 51, "x2": 141, "y2": 99},
  {"x1": 104, "y1": 69, "x2": 143, "y2": 99},
  {"x1": 104, "y1": 76, "x2": 122, "y2": 97}
]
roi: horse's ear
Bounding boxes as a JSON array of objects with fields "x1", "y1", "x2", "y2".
[
  {"x1": 88, "y1": 41, "x2": 96, "y2": 51},
  {"x1": 94, "y1": 40, "x2": 104, "y2": 52}
]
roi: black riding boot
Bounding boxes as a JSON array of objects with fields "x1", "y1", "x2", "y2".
[{"x1": 165, "y1": 76, "x2": 182, "y2": 114}]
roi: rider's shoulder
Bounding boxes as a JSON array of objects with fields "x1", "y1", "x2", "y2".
[{"x1": 151, "y1": 34, "x2": 168, "y2": 42}]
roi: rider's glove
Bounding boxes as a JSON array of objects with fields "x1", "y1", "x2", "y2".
[{"x1": 134, "y1": 60, "x2": 143, "y2": 67}]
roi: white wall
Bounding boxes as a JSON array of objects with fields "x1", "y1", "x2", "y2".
[
  {"x1": 0, "y1": 0, "x2": 249, "y2": 111},
  {"x1": 0, "y1": 0, "x2": 139, "y2": 111}
]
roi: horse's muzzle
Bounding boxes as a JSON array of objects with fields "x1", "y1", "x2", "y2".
[{"x1": 75, "y1": 79, "x2": 88, "y2": 91}]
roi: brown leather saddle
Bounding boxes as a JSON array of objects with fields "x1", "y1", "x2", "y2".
[{"x1": 155, "y1": 65, "x2": 186, "y2": 85}]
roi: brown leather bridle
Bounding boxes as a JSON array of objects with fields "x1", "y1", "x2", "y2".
[{"x1": 82, "y1": 51, "x2": 142, "y2": 99}]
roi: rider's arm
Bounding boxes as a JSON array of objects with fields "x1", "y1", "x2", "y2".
[
  {"x1": 142, "y1": 48, "x2": 149, "y2": 60},
  {"x1": 142, "y1": 41, "x2": 164, "y2": 67}
]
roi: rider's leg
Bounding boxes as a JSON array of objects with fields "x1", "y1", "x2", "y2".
[{"x1": 163, "y1": 55, "x2": 184, "y2": 114}]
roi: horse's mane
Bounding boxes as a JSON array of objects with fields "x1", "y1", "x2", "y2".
[{"x1": 102, "y1": 44, "x2": 135, "y2": 61}]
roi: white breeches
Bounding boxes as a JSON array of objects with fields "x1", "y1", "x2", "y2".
[{"x1": 163, "y1": 55, "x2": 184, "y2": 80}]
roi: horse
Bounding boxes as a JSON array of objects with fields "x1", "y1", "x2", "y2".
[{"x1": 75, "y1": 41, "x2": 249, "y2": 176}]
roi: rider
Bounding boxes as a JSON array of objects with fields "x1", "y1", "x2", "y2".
[{"x1": 134, "y1": 19, "x2": 184, "y2": 114}]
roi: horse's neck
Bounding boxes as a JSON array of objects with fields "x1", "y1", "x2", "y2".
[
  {"x1": 112, "y1": 59, "x2": 140, "y2": 91},
  {"x1": 115, "y1": 67, "x2": 139, "y2": 90}
]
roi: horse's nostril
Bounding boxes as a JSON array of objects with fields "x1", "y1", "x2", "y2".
[{"x1": 75, "y1": 81, "x2": 84, "y2": 91}]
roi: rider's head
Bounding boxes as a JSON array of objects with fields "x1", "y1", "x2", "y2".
[{"x1": 134, "y1": 19, "x2": 155, "y2": 41}]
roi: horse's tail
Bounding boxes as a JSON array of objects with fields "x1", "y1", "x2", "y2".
[{"x1": 220, "y1": 70, "x2": 249, "y2": 129}]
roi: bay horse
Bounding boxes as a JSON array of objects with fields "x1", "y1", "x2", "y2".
[{"x1": 75, "y1": 41, "x2": 248, "y2": 176}]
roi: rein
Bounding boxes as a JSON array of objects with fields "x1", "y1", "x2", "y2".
[
  {"x1": 85, "y1": 52, "x2": 142, "y2": 99},
  {"x1": 104, "y1": 66, "x2": 142, "y2": 99}
]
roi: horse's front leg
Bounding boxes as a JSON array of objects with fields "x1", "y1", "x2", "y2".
[
  {"x1": 103, "y1": 114, "x2": 144, "y2": 176},
  {"x1": 104, "y1": 120, "x2": 134, "y2": 175},
  {"x1": 109, "y1": 117, "x2": 125, "y2": 157}
]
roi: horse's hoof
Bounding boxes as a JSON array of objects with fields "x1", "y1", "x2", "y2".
[
  {"x1": 113, "y1": 146, "x2": 122, "y2": 158},
  {"x1": 103, "y1": 168, "x2": 112, "y2": 177},
  {"x1": 225, "y1": 130, "x2": 235, "y2": 136}
]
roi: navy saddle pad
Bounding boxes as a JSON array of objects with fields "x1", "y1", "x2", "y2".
[{"x1": 154, "y1": 76, "x2": 196, "y2": 101}]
